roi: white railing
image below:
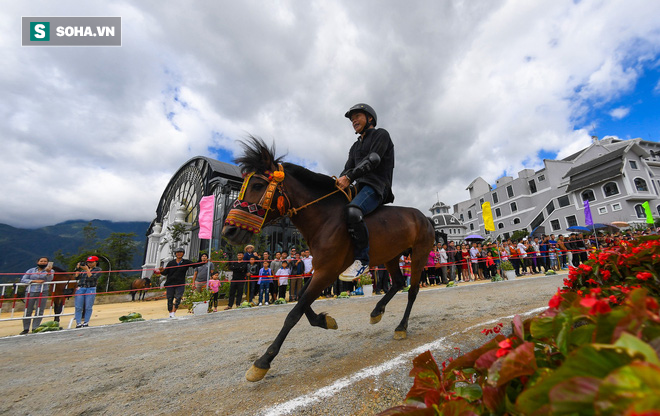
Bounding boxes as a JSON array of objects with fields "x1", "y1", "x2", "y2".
[{"x1": 0, "y1": 281, "x2": 77, "y2": 328}]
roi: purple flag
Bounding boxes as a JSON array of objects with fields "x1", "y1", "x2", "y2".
[
  {"x1": 583, "y1": 200, "x2": 593, "y2": 226},
  {"x1": 198, "y1": 195, "x2": 215, "y2": 239}
]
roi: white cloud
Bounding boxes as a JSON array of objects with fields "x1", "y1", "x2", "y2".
[
  {"x1": 2, "y1": 0, "x2": 660, "y2": 228},
  {"x1": 609, "y1": 107, "x2": 631, "y2": 120}
]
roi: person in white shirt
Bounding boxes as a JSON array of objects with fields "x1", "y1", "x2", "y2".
[
  {"x1": 517, "y1": 239, "x2": 529, "y2": 275},
  {"x1": 438, "y1": 244, "x2": 448, "y2": 284},
  {"x1": 275, "y1": 260, "x2": 290, "y2": 300},
  {"x1": 301, "y1": 249, "x2": 314, "y2": 286}
]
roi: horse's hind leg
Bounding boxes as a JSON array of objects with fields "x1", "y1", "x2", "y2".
[
  {"x1": 304, "y1": 304, "x2": 338, "y2": 330},
  {"x1": 370, "y1": 258, "x2": 406, "y2": 324},
  {"x1": 394, "y1": 248, "x2": 426, "y2": 340}
]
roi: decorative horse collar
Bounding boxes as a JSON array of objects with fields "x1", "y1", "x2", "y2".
[{"x1": 224, "y1": 164, "x2": 354, "y2": 234}]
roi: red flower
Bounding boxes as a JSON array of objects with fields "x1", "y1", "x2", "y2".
[
  {"x1": 646, "y1": 297, "x2": 659, "y2": 312},
  {"x1": 579, "y1": 264, "x2": 593, "y2": 273},
  {"x1": 586, "y1": 278, "x2": 599, "y2": 285},
  {"x1": 496, "y1": 338, "x2": 514, "y2": 358},
  {"x1": 580, "y1": 296, "x2": 612, "y2": 315},
  {"x1": 548, "y1": 292, "x2": 562, "y2": 309},
  {"x1": 601, "y1": 270, "x2": 611, "y2": 281},
  {"x1": 636, "y1": 272, "x2": 652, "y2": 281}
]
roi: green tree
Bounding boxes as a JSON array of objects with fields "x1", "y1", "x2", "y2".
[
  {"x1": 511, "y1": 229, "x2": 529, "y2": 242},
  {"x1": 100, "y1": 232, "x2": 139, "y2": 275},
  {"x1": 81, "y1": 221, "x2": 99, "y2": 252}
]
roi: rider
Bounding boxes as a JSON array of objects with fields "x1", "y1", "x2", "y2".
[{"x1": 337, "y1": 103, "x2": 395, "y2": 281}]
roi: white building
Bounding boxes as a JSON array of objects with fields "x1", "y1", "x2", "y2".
[
  {"x1": 429, "y1": 201, "x2": 468, "y2": 243},
  {"x1": 453, "y1": 137, "x2": 660, "y2": 240}
]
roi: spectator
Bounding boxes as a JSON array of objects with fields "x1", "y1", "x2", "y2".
[
  {"x1": 459, "y1": 244, "x2": 470, "y2": 282},
  {"x1": 160, "y1": 248, "x2": 194, "y2": 318},
  {"x1": 375, "y1": 264, "x2": 390, "y2": 294},
  {"x1": 549, "y1": 243, "x2": 559, "y2": 271},
  {"x1": 257, "y1": 261, "x2": 272, "y2": 306},
  {"x1": 530, "y1": 237, "x2": 541, "y2": 274},
  {"x1": 225, "y1": 252, "x2": 247, "y2": 310},
  {"x1": 485, "y1": 252, "x2": 496, "y2": 279},
  {"x1": 192, "y1": 253, "x2": 214, "y2": 292},
  {"x1": 243, "y1": 244, "x2": 259, "y2": 261},
  {"x1": 20, "y1": 257, "x2": 54, "y2": 334},
  {"x1": 469, "y1": 243, "x2": 480, "y2": 280},
  {"x1": 269, "y1": 252, "x2": 283, "y2": 303},
  {"x1": 557, "y1": 235, "x2": 568, "y2": 269},
  {"x1": 276, "y1": 260, "x2": 290, "y2": 300},
  {"x1": 438, "y1": 244, "x2": 448, "y2": 284},
  {"x1": 289, "y1": 253, "x2": 304, "y2": 301},
  {"x1": 301, "y1": 249, "x2": 314, "y2": 286},
  {"x1": 517, "y1": 239, "x2": 529, "y2": 275},
  {"x1": 207, "y1": 271, "x2": 221, "y2": 312},
  {"x1": 74, "y1": 255, "x2": 103, "y2": 327},
  {"x1": 446, "y1": 241, "x2": 457, "y2": 282},
  {"x1": 245, "y1": 257, "x2": 259, "y2": 302}
]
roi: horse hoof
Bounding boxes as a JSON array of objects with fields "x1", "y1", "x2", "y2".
[
  {"x1": 325, "y1": 315, "x2": 338, "y2": 330},
  {"x1": 393, "y1": 330, "x2": 407, "y2": 340},
  {"x1": 370, "y1": 314, "x2": 383, "y2": 325},
  {"x1": 245, "y1": 365, "x2": 269, "y2": 382}
]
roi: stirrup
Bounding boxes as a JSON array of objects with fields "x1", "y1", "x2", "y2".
[{"x1": 339, "y1": 260, "x2": 369, "y2": 282}]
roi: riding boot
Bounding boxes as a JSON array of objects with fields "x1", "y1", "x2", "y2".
[{"x1": 340, "y1": 208, "x2": 370, "y2": 281}]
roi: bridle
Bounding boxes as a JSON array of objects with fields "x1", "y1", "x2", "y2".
[{"x1": 224, "y1": 164, "x2": 355, "y2": 235}]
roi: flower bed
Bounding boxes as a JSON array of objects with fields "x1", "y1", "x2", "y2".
[{"x1": 380, "y1": 236, "x2": 660, "y2": 416}]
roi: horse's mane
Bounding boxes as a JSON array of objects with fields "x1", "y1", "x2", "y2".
[
  {"x1": 282, "y1": 163, "x2": 337, "y2": 193},
  {"x1": 234, "y1": 136, "x2": 285, "y2": 175},
  {"x1": 235, "y1": 136, "x2": 337, "y2": 194}
]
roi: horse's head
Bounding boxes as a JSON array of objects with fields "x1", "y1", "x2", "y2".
[{"x1": 222, "y1": 137, "x2": 288, "y2": 245}]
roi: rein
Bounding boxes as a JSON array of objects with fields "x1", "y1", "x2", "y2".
[
  {"x1": 224, "y1": 166, "x2": 354, "y2": 234},
  {"x1": 285, "y1": 178, "x2": 354, "y2": 217}
]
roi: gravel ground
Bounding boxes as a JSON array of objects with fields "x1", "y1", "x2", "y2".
[{"x1": 0, "y1": 274, "x2": 564, "y2": 416}]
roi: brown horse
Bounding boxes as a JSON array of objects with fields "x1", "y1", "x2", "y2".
[
  {"x1": 51, "y1": 267, "x2": 78, "y2": 323},
  {"x1": 130, "y1": 278, "x2": 152, "y2": 301},
  {"x1": 222, "y1": 137, "x2": 435, "y2": 382}
]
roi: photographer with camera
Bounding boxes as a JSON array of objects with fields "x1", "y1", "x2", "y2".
[
  {"x1": 159, "y1": 247, "x2": 194, "y2": 318},
  {"x1": 74, "y1": 255, "x2": 102, "y2": 328}
]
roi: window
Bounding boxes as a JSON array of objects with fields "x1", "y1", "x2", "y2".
[
  {"x1": 598, "y1": 206, "x2": 607, "y2": 215},
  {"x1": 528, "y1": 180, "x2": 537, "y2": 194},
  {"x1": 538, "y1": 174, "x2": 545, "y2": 181},
  {"x1": 611, "y1": 203, "x2": 622, "y2": 212},
  {"x1": 635, "y1": 204, "x2": 646, "y2": 218},
  {"x1": 460, "y1": 214, "x2": 464, "y2": 221},
  {"x1": 630, "y1": 160, "x2": 638, "y2": 169},
  {"x1": 513, "y1": 218, "x2": 521, "y2": 225},
  {"x1": 468, "y1": 211, "x2": 473, "y2": 220},
  {"x1": 546, "y1": 201, "x2": 555, "y2": 215},
  {"x1": 492, "y1": 193, "x2": 499, "y2": 204},
  {"x1": 557, "y1": 195, "x2": 570, "y2": 207},
  {"x1": 510, "y1": 202, "x2": 518, "y2": 212},
  {"x1": 434, "y1": 219, "x2": 438, "y2": 224},
  {"x1": 530, "y1": 213, "x2": 544, "y2": 230},
  {"x1": 603, "y1": 181, "x2": 619, "y2": 197},
  {"x1": 479, "y1": 198, "x2": 484, "y2": 206},
  {"x1": 657, "y1": 205, "x2": 660, "y2": 216},
  {"x1": 550, "y1": 219, "x2": 561, "y2": 231},
  {"x1": 566, "y1": 215, "x2": 578, "y2": 227},
  {"x1": 470, "y1": 223, "x2": 474, "y2": 230},
  {"x1": 581, "y1": 189, "x2": 595, "y2": 202},
  {"x1": 495, "y1": 207, "x2": 501, "y2": 217},
  {"x1": 498, "y1": 223, "x2": 504, "y2": 229},
  {"x1": 506, "y1": 185, "x2": 514, "y2": 198},
  {"x1": 634, "y1": 178, "x2": 648, "y2": 192}
]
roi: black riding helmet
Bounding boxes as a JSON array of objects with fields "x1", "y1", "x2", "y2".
[{"x1": 345, "y1": 103, "x2": 377, "y2": 127}]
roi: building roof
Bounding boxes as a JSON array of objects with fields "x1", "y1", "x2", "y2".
[
  {"x1": 564, "y1": 147, "x2": 625, "y2": 192},
  {"x1": 433, "y1": 213, "x2": 467, "y2": 228}
]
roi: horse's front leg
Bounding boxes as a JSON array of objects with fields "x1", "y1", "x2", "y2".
[
  {"x1": 247, "y1": 278, "x2": 329, "y2": 382},
  {"x1": 394, "y1": 283, "x2": 419, "y2": 339},
  {"x1": 370, "y1": 259, "x2": 406, "y2": 324}
]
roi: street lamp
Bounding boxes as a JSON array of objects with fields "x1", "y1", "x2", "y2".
[{"x1": 99, "y1": 255, "x2": 112, "y2": 293}]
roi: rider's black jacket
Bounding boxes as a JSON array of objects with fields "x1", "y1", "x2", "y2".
[{"x1": 341, "y1": 127, "x2": 395, "y2": 204}]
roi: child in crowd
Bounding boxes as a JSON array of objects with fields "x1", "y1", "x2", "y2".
[
  {"x1": 258, "y1": 261, "x2": 272, "y2": 306},
  {"x1": 548, "y1": 243, "x2": 558, "y2": 271},
  {"x1": 207, "y1": 271, "x2": 221, "y2": 312},
  {"x1": 276, "y1": 260, "x2": 290, "y2": 301},
  {"x1": 554, "y1": 245, "x2": 562, "y2": 271}
]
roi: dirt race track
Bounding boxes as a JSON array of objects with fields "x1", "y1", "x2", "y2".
[{"x1": 0, "y1": 274, "x2": 564, "y2": 416}]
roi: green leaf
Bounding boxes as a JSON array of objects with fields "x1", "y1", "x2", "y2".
[
  {"x1": 454, "y1": 382, "x2": 482, "y2": 402},
  {"x1": 570, "y1": 323, "x2": 595, "y2": 348},
  {"x1": 530, "y1": 316, "x2": 555, "y2": 339},
  {"x1": 612, "y1": 333, "x2": 660, "y2": 365},
  {"x1": 556, "y1": 318, "x2": 571, "y2": 356},
  {"x1": 548, "y1": 376, "x2": 600, "y2": 415},
  {"x1": 596, "y1": 362, "x2": 660, "y2": 414}
]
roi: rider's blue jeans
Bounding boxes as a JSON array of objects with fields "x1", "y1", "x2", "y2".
[{"x1": 348, "y1": 185, "x2": 382, "y2": 263}]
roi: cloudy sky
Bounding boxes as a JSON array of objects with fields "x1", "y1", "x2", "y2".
[{"x1": 3, "y1": 0, "x2": 660, "y2": 228}]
